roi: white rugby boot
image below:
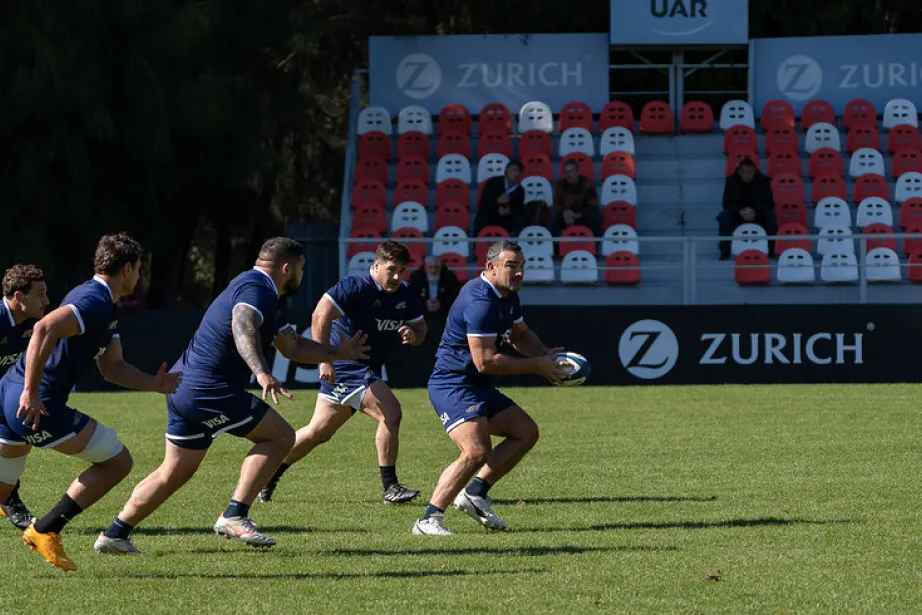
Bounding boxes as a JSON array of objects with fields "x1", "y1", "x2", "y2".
[
  {"x1": 214, "y1": 515, "x2": 277, "y2": 547},
  {"x1": 412, "y1": 514, "x2": 454, "y2": 536},
  {"x1": 453, "y1": 490, "x2": 507, "y2": 531},
  {"x1": 94, "y1": 533, "x2": 144, "y2": 555}
]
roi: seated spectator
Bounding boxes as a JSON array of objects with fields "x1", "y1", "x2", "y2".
[
  {"x1": 408, "y1": 255, "x2": 461, "y2": 317},
  {"x1": 474, "y1": 160, "x2": 526, "y2": 235},
  {"x1": 552, "y1": 160, "x2": 602, "y2": 236},
  {"x1": 718, "y1": 157, "x2": 777, "y2": 259}
]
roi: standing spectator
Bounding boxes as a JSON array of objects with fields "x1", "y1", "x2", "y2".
[
  {"x1": 408, "y1": 256, "x2": 461, "y2": 316},
  {"x1": 717, "y1": 157, "x2": 777, "y2": 259},
  {"x1": 474, "y1": 160, "x2": 526, "y2": 235},
  {"x1": 552, "y1": 160, "x2": 602, "y2": 236}
]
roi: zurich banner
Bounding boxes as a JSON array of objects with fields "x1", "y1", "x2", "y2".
[
  {"x1": 609, "y1": 0, "x2": 748, "y2": 45},
  {"x1": 752, "y1": 33, "x2": 922, "y2": 114},
  {"x1": 368, "y1": 34, "x2": 610, "y2": 114}
]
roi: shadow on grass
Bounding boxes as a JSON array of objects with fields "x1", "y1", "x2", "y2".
[
  {"x1": 321, "y1": 545, "x2": 678, "y2": 557},
  {"x1": 491, "y1": 495, "x2": 718, "y2": 505},
  {"x1": 513, "y1": 516, "x2": 855, "y2": 533},
  {"x1": 105, "y1": 525, "x2": 369, "y2": 537},
  {"x1": 110, "y1": 568, "x2": 547, "y2": 581}
]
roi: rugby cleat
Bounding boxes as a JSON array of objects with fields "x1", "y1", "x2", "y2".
[
  {"x1": 214, "y1": 515, "x2": 277, "y2": 548},
  {"x1": 453, "y1": 491, "x2": 508, "y2": 531},
  {"x1": 0, "y1": 495, "x2": 35, "y2": 532},
  {"x1": 382, "y1": 483, "x2": 421, "y2": 504},
  {"x1": 412, "y1": 514, "x2": 454, "y2": 536},
  {"x1": 258, "y1": 476, "x2": 280, "y2": 503},
  {"x1": 93, "y1": 533, "x2": 144, "y2": 555},
  {"x1": 23, "y1": 524, "x2": 77, "y2": 571}
]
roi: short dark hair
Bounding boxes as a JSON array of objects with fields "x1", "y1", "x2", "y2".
[
  {"x1": 375, "y1": 240, "x2": 411, "y2": 266},
  {"x1": 257, "y1": 237, "x2": 305, "y2": 263},
  {"x1": 506, "y1": 160, "x2": 523, "y2": 172},
  {"x1": 563, "y1": 159, "x2": 579, "y2": 171},
  {"x1": 738, "y1": 157, "x2": 757, "y2": 169},
  {"x1": 486, "y1": 239, "x2": 523, "y2": 263},
  {"x1": 3, "y1": 264, "x2": 44, "y2": 298},
  {"x1": 94, "y1": 233, "x2": 143, "y2": 276}
]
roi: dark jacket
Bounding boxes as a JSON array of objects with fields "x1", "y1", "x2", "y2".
[
  {"x1": 408, "y1": 266, "x2": 462, "y2": 314},
  {"x1": 478, "y1": 175, "x2": 525, "y2": 220},
  {"x1": 722, "y1": 170, "x2": 774, "y2": 217}
]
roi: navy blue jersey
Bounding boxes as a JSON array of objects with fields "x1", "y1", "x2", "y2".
[
  {"x1": 178, "y1": 268, "x2": 290, "y2": 388},
  {"x1": 430, "y1": 274, "x2": 523, "y2": 389},
  {"x1": 4, "y1": 277, "x2": 118, "y2": 399},
  {"x1": 0, "y1": 298, "x2": 36, "y2": 376},
  {"x1": 324, "y1": 274, "x2": 423, "y2": 377}
]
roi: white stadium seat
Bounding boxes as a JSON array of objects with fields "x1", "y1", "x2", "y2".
[
  {"x1": 358, "y1": 106, "x2": 392, "y2": 135},
  {"x1": 348, "y1": 251, "x2": 376, "y2": 276},
  {"x1": 849, "y1": 147, "x2": 885, "y2": 178},
  {"x1": 518, "y1": 225, "x2": 554, "y2": 258},
  {"x1": 561, "y1": 250, "x2": 598, "y2": 284},
  {"x1": 559, "y1": 128, "x2": 595, "y2": 157},
  {"x1": 435, "y1": 154, "x2": 472, "y2": 184},
  {"x1": 524, "y1": 254, "x2": 555, "y2": 284},
  {"x1": 731, "y1": 223, "x2": 768, "y2": 256},
  {"x1": 602, "y1": 224, "x2": 639, "y2": 257},
  {"x1": 805, "y1": 122, "x2": 841, "y2": 154},
  {"x1": 601, "y1": 175, "x2": 637, "y2": 206},
  {"x1": 391, "y1": 202, "x2": 428, "y2": 233},
  {"x1": 821, "y1": 251, "x2": 859, "y2": 283},
  {"x1": 814, "y1": 197, "x2": 852, "y2": 229},
  {"x1": 883, "y1": 98, "x2": 919, "y2": 129},
  {"x1": 895, "y1": 172, "x2": 922, "y2": 203},
  {"x1": 817, "y1": 226, "x2": 855, "y2": 256},
  {"x1": 599, "y1": 127, "x2": 636, "y2": 156},
  {"x1": 518, "y1": 101, "x2": 554, "y2": 134},
  {"x1": 397, "y1": 105, "x2": 433, "y2": 135},
  {"x1": 476, "y1": 153, "x2": 510, "y2": 183},
  {"x1": 855, "y1": 197, "x2": 894, "y2": 228},
  {"x1": 432, "y1": 226, "x2": 469, "y2": 258},
  {"x1": 865, "y1": 247, "x2": 902, "y2": 282},
  {"x1": 776, "y1": 248, "x2": 815, "y2": 284},
  {"x1": 522, "y1": 176, "x2": 553, "y2": 204},
  {"x1": 719, "y1": 100, "x2": 756, "y2": 131}
]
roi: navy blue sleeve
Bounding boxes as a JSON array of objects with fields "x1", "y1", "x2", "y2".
[
  {"x1": 67, "y1": 291, "x2": 113, "y2": 336},
  {"x1": 403, "y1": 284, "x2": 424, "y2": 323},
  {"x1": 232, "y1": 282, "x2": 278, "y2": 325},
  {"x1": 324, "y1": 276, "x2": 361, "y2": 317},
  {"x1": 463, "y1": 299, "x2": 498, "y2": 337},
  {"x1": 511, "y1": 294, "x2": 524, "y2": 324}
]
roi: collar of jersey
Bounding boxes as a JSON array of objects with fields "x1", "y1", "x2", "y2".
[
  {"x1": 479, "y1": 273, "x2": 502, "y2": 298},
  {"x1": 2, "y1": 296, "x2": 14, "y2": 326},
  {"x1": 92, "y1": 275, "x2": 115, "y2": 302},
  {"x1": 252, "y1": 267, "x2": 279, "y2": 296},
  {"x1": 367, "y1": 269, "x2": 385, "y2": 292}
]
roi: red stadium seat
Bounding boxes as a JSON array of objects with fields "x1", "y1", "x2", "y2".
[
  {"x1": 679, "y1": 101, "x2": 715, "y2": 133},
  {"x1": 520, "y1": 130, "x2": 553, "y2": 159},
  {"x1": 600, "y1": 101, "x2": 634, "y2": 132},
  {"x1": 765, "y1": 127, "x2": 798, "y2": 155},
  {"x1": 892, "y1": 149, "x2": 922, "y2": 179},
  {"x1": 477, "y1": 132, "x2": 512, "y2": 159},
  {"x1": 726, "y1": 151, "x2": 760, "y2": 176},
  {"x1": 478, "y1": 103, "x2": 513, "y2": 135},
  {"x1": 559, "y1": 101, "x2": 593, "y2": 133},
  {"x1": 439, "y1": 252, "x2": 469, "y2": 283},
  {"x1": 355, "y1": 156, "x2": 388, "y2": 185},
  {"x1": 346, "y1": 228, "x2": 381, "y2": 257},
  {"x1": 811, "y1": 175, "x2": 847, "y2": 204},
  {"x1": 395, "y1": 155, "x2": 429, "y2": 185},
  {"x1": 522, "y1": 154, "x2": 553, "y2": 182},
  {"x1": 908, "y1": 250, "x2": 922, "y2": 283},
  {"x1": 560, "y1": 225, "x2": 596, "y2": 257},
  {"x1": 808, "y1": 148, "x2": 843, "y2": 179},
  {"x1": 888, "y1": 125, "x2": 922, "y2": 154},
  {"x1": 394, "y1": 179, "x2": 429, "y2": 210},
  {"x1": 863, "y1": 223, "x2": 897, "y2": 252},
  {"x1": 843, "y1": 99, "x2": 877, "y2": 132},
  {"x1": 604, "y1": 252, "x2": 641, "y2": 285},
  {"x1": 853, "y1": 173, "x2": 888, "y2": 203},
  {"x1": 775, "y1": 202, "x2": 808, "y2": 227},
  {"x1": 358, "y1": 131, "x2": 391, "y2": 162},
  {"x1": 434, "y1": 202, "x2": 470, "y2": 233},
  {"x1": 476, "y1": 226, "x2": 509, "y2": 264},
  {"x1": 723, "y1": 126, "x2": 758, "y2": 156},
  {"x1": 562, "y1": 153, "x2": 595, "y2": 180},
  {"x1": 439, "y1": 104, "x2": 472, "y2": 135},
  {"x1": 603, "y1": 201, "x2": 637, "y2": 229},
  {"x1": 639, "y1": 101, "x2": 675, "y2": 134},
  {"x1": 904, "y1": 225, "x2": 922, "y2": 256},
  {"x1": 801, "y1": 100, "x2": 836, "y2": 132},
  {"x1": 767, "y1": 151, "x2": 800, "y2": 178},
  {"x1": 760, "y1": 100, "x2": 795, "y2": 132},
  {"x1": 846, "y1": 126, "x2": 881, "y2": 154},
  {"x1": 391, "y1": 227, "x2": 426, "y2": 262},
  {"x1": 734, "y1": 250, "x2": 771, "y2": 285},
  {"x1": 771, "y1": 173, "x2": 805, "y2": 206},
  {"x1": 437, "y1": 132, "x2": 472, "y2": 159},
  {"x1": 601, "y1": 152, "x2": 635, "y2": 180},
  {"x1": 435, "y1": 178, "x2": 470, "y2": 210},
  {"x1": 351, "y1": 179, "x2": 386, "y2": 209},
  {"x1": 353, "y1": 203, "x2": 387, "y2": 234},
  {"x1": 899, "y1": 198, "x2": 922, "y2": 229},
  {"x1": 775, "y1": 223, "x2": 811, "y2": 256},
  {"x1": 396, "y1": 131, "x2": 430, "y2": 161}
]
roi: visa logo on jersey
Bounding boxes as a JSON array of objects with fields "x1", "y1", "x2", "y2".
[
  {"x1": 24, "y1": 430, "x2": 54, "y2": 445},
  {"x1": 0, "y1": 352, "x2": 22, "y2": 367},
  {"x1": 375, "y1": 319, "x2": 406, "y2": 332},
  {"x1": 203, "y1": 415, "x2": 230, "y2": 429}
]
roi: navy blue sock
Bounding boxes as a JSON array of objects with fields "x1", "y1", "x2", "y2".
[
  {"x1": 224, "y1": 499, "x2": 250, "y2": 519},
  {"x1": 103, "y1": 517, "x2": 134, "y2": 540},
  {"x1": 466, "y1": 477, "x2": 492, "y2": 498},
  {"x1": 423, "y1": 504, "x2": 444, "y2": 519}
]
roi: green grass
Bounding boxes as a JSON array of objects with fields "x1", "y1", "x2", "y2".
[{"x1": 2, "y1": 384, "x2": 922, "y2": 614}]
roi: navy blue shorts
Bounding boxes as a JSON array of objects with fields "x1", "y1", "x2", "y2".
[
  {"x1": 0, "y1": 380, "x2": 91, "y2": 448},
  {"x1": 318, "y1": 371, "x2": 380, "y2": 412},
  {"x1": 427, "y1": 379, "x2": 516, "y2": 433},
  {"x1": 166, "y1": 383, "x2": 270, "y2": 450}
]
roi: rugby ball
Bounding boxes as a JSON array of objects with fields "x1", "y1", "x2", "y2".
[{"x1": 555, "y1": 351, "x2": 590, "y2": 387}]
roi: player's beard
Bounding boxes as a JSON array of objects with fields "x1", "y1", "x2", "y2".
[{"x1": 283, "y1": 277, "x2": 301, "y2": 296}]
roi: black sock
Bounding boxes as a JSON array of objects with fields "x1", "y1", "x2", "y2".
[
  {"x1": 380, "y1": 465, "x2": 398, "y2": 490},
  {"x1": 423, "y1": 504, "x2": 444, "y2": 519},
  {"x1": 103, "y1": 517, "x2": 134, "y2": 540},
  {"x1": 224, "y1": 499, "x2": 250, "y2": 519},
  {"x1": 3, "y1": 480, "x2": 22, "y2": 506},
  {"x1": 466, "y1": 477, "x2": 492, "y2": 498},
  {"x1": 270, "y1": 463, "x2": 290, "y2": 484},
  {"x1": 34, "y1": 494, "x2": 83, "y2": 534}
]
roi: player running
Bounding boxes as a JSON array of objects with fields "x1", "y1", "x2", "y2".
[
  {"x1": 258, "y1": 240, "x2": 426, "y2": 505},
  {"x1": 95, "y1": 237, "x2": 369, "y2": 554},
  {"x1": 0, "y1": 233, "x2": 182, "y2": 571},
  {"x1": 0, "y1": 265, "x2": 49, "y2": 531},
  {"x1": 413, "y1": 240, "x2": 566, "y2": 536}
]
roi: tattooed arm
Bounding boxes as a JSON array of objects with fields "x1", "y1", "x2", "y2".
[{"x1": 232, "y1": 304, "x2": 292, "y2": 404}]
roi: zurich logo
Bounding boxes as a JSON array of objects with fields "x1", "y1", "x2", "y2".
[
  {"x1": 396, "y1": 53, "x2": 441, "y2": 100},
  {"x1": 618, "y1": 319, "x2": 679, "y2": 380},
  {"x1": 776, "y1": 55, "x2": 822, "y2": 101}
]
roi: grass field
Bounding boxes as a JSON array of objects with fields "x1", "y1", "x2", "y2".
[{"x1": 1, "y1": 384, "x2": 921, "y2": 614}]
